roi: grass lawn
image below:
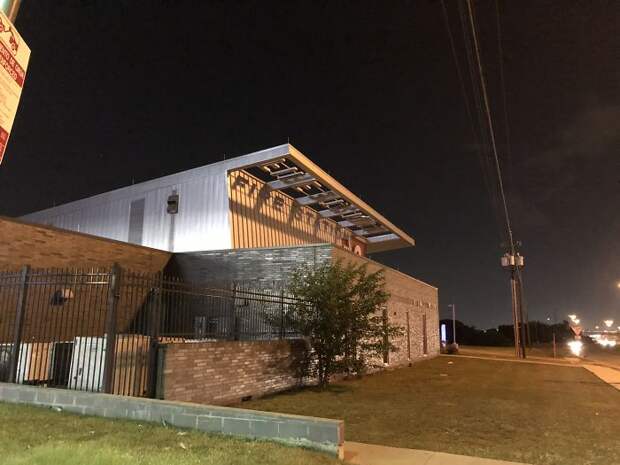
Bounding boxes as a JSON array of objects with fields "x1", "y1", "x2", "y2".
[
  {"x1": 0, "y1": 402, "x2": 340, "y2": 465},
  {"x1": 241, "y1": 356, "x2": 620, "y2": 465}
]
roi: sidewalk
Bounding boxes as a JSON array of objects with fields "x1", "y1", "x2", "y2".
[
  {"x1": 583, "y1": 364, "x2": 620, "y2": 391},
  {"x1": 443, "y1": 353, "x2": 580, "y2": 368},
  {"x1": 344, "y1": 442, "x2": 530, "y2": 465}
]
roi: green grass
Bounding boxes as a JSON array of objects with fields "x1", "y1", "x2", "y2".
[
  {"x1": 0, "y1": 402, "x2": 340, "y2": 465},
  {"x1": 241, "y1": 357, "x2": 620, "y2": 465}
]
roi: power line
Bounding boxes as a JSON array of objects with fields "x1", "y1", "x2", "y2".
[
  {"x1": 455, "y1": 0, "x2": 506, "y2": 242},
  {"x1": 438, "y1": 0, "x2": 505, "y2": 241},
  {"x1": 439, "y1": 0, "x2": 477, "y2": 144},
  {"x1": 494, "y1": 0, "x2": 514, "y2": 196},
  {"x1": 465, "y1": 0, "x2": 516, "y2": 254},
  {"x1": 456, "y1": 0, "x2": 527, "y2": 358}
]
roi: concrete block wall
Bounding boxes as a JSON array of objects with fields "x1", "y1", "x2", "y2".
[
  {"x1": 0, "y1": 382, "x2": 344, "y2": 457},
  {"x1": 168, "y1": 244, "x2": 333, "y2": 287},
  {"x1": 159, "y1": 340, "x2": 307, "y2": 406}
]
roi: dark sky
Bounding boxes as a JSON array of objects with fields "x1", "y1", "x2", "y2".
[{"x1": 1, "y1": 0, "x2": 618, "y2": 329}]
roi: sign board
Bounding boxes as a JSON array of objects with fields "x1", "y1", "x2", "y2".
[
  {"x1": 0, "y1": 9, "x2": 29, "y2": 165},
  {"x1": 0, "y1": 0, "x2": 22, "y2": 22}
]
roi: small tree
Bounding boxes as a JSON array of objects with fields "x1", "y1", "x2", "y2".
[{"x1": 286, "y1": 260, "x2": 402, "y2": 387}]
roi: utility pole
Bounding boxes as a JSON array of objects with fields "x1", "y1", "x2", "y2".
[
  {"x1": 448, "y1": 304, "x2": 456, "y2": 345},
  {"x1": 502, "y1": 250, "x2": 526, "y2": 358},
  {"x1": 465, "y1": 0, "x2": 527, "y2": 360}
]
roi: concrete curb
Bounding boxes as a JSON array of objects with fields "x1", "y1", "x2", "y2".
[{"x1": 0, "y1": 383, "x2": 344, "y2": 457}]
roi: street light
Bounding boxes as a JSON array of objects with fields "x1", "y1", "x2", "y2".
[
  {"x1": 447, "y1": 304, "x2": 456, "y2": 345},
  {"x1": 603, "y1": 320, "x2": 614, "y2": 328}
]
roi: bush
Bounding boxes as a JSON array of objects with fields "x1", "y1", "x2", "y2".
[{"x1": 286, "y1": 260, "x2": 403, "y2": 386}]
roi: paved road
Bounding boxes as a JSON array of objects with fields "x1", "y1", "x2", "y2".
[
  {"x1": 457, "y1": 345, "x2": 620, "y2": 371},
  {"x1": 581, "y1": 348, "x2": 620, "y2": 370}
]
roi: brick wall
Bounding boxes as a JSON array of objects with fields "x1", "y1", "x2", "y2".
[
  {"x1": 160, "y1": 340, "x2": 307, "y2": 405},
  {"x1": 332, "y1": 248, "x2": 440, "y2": 365},
  {"x1": 0, "y1": 217, "x2": 171, "y2": 346},
  {"x1": 0, "y1": 217, "x2": 171, "y2": 271},
  {"x1": 169, "y1": 244, "x2": 439, "y2": 366}
]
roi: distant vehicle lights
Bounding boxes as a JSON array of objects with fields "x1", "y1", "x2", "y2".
[{"x1": 567, "y1": 340, "x2": 583, "y2": 357}]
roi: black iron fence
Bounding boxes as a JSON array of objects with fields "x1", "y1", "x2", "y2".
[{"x1": 0, "y1": 265, "x2": 302, "y2": 398}]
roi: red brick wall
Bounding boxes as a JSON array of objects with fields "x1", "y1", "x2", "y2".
[
  {"x1": 0, "y1": 217, "x2": 171, "y2": 271},
  {"x1": 160, "y1": 340, "x2": 307, "y2": 405}
]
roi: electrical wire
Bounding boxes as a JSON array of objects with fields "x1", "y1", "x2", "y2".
[
  {"x1": 465, "y1": 0, "x2": 516, "y2": 254},
  {"x1": 439, "y1": 0, "x2": 477, "y2": 144},
  {"x1": 495, "y1": 0, "x2": 514, "y2": 196},
  {"x1": 456, "y1": 0, "x2": 506, "y2": 242}
]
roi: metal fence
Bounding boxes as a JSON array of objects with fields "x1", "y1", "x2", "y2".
[{"x1": 0, "y1": 265, "x2": 302, "y2": 398}]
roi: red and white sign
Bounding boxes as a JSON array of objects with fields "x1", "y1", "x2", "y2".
[
  {"x1": 0, "y1": 10, "x2": 29, "y2": 165},
  {"x1": 570, "y1": 325, "x2": 583, "y2": 337}
]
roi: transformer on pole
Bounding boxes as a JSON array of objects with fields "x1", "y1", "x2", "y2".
[{"x1": 501, "y1": 251, "x2": 526, "y2": 358}]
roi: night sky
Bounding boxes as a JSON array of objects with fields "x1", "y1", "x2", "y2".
[{"x1": 1, "y1": 1, "x2": 618, "y2": 329}]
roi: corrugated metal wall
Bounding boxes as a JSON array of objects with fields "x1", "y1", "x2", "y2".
[
  {"x1": 21, "y1": 166, "x2": 233, "y2": 252},
  {"x1": 228, "y1": 170, "x2": 354, "y2": 250},
  {"x1": 20, "y1": 145, "x2": 295, "y2": 253}
]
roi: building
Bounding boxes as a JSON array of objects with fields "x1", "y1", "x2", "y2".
[
  {"x1": 22, "y1": 143, "x2": 413, "y2": 255},
  {"x1": 8, "y1": 144, "x2": 438, "y2": 404}
]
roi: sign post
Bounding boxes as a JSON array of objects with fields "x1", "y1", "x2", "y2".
[{"x1": 0, "y1": 7, "x2": 29, "y2": 165}]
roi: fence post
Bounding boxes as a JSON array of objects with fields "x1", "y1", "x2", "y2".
[
  {"x1": 279, "y1": 289, "x2": 285, "y2": 340},
  {"x1": 8, "y1": 265, "x2": 30, "y2": 383},
  {"x1": 103, "y1": 263, "x2": 122, "y2": 394},
  {"x1": 146, "y1": 272, "x2": 163, "y2": 398},
  {"x1": 231, "y1": 283, "x2": 239, "y2": 341}
]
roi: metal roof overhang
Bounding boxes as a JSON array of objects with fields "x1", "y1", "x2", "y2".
[{"x1": 231, "y1": 144, "x2": 415, "y2": 254}]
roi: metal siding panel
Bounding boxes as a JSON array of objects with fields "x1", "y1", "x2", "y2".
[
  {"x1": 18, "y1": 147, "x2": 292, "y2": 252},
  {"x1": 128, "y1": 198, "x2": 145, "y2": 245},
  {"x1": 20, "y1": 163, "x2": 233, "y2": 253},
  {"x1": 143, "y1": 187, "x2": 171, "y2": 250}
]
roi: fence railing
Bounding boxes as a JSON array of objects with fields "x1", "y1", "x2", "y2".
[{"x1": 0, "y1": 265, "x2": 303, "y2": 398}]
